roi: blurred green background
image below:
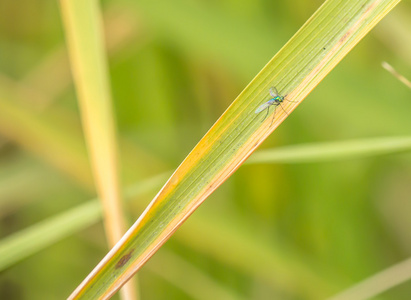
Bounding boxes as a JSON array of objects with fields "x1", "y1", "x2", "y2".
[{"x1": 1, "y1": 0, "x2": 411, "y2": 299}]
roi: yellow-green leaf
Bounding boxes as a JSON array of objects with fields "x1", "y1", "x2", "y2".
[{"x1": 69, "y1": 0, "x2": 401, "y2": 298}]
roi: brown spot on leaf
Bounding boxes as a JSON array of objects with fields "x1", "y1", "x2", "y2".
[{"x1": 115, "y1": 249, "x2": 134, "y2": 269}]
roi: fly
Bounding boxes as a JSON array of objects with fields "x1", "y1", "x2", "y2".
[{"x1": 255, "y1": 86, "x2": 291, "y2": 125}]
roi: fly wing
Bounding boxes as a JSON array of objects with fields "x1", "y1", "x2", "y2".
[
  {"x1": 269, "y1": 86, "x2": 278, "y2": 98},
  {"x1": 255, "y1": 102, "x2": 271, "y2": 114}
]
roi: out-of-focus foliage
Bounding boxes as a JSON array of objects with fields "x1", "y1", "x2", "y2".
[{"x1": 0, "y1": 0, "x2": 410, "y2": 299}]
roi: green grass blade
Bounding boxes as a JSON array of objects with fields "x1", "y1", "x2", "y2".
[
  {"x1": 69, "y1": 0, "x2": 401, "y2": 298},
  {"x1": 247, "y1": 136, "x2": 411, "y2": 164},
  {"x1": 0, "y1": 173, "x2": 168, "y2": 271}
]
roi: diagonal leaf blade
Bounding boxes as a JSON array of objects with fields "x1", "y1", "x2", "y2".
[{"x1": 69, "y1": 0, "x2": 401, "y2": 298}]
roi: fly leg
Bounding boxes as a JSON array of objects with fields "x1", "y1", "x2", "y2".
[
  {"x1": 270, "y1": 106, "x2": 277, "y2": 127},
  {"x1": 283, "y1": 95, "x2": 298, "y2": 103},
  {"x1": 279, "y1": 103, "x2": 289, "y2": 116},
  {"x1": 261, "y1": 106, "x2": 270, "y2": 122}
]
